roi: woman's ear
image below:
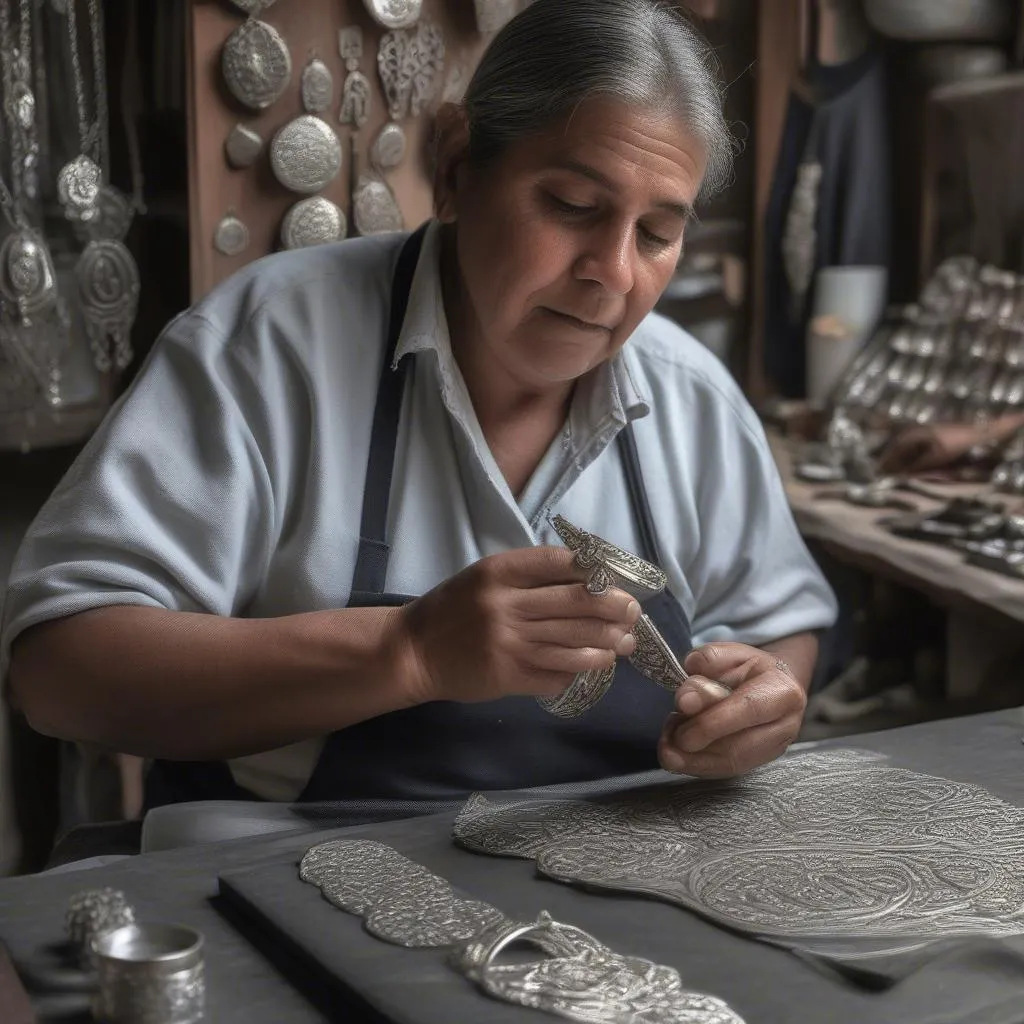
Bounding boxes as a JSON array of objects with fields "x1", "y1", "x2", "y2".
[{"x1": 433, "y1": 102, "x2": 471, "y2": 224}]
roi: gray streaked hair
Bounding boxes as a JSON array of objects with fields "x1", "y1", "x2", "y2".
[{"x1": 462, "y1": 0, "x2": 736, "y2": 202}]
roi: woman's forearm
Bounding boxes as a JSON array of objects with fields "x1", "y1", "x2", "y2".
[{"x1": 8, "y1": 604, "x2": 418, "y2": 760}]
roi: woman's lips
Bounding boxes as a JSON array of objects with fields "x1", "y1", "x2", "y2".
[{"x1": 543, "y1": 308, "x2": 613, "y2": 332}]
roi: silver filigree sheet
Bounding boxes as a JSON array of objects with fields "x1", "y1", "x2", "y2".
[
  {"x1": 453, "y1": 749, "x2": 1024, "y2": 951},
  {"x1": 298, "y1": 839, "x2": 746, "y2": 1023}
]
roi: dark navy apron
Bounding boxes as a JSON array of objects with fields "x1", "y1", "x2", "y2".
[{"x1": 144, "y1": 227, "x2": 693, "y2": 810}]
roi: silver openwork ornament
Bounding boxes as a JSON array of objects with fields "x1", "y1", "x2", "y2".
[
  {"x1": 225, "y1": 0, "x2": 277, "y2": 13},
  {"x1": 76, "y1": 240, "x2": 141, "y2": 373},
  {"x1": 377, "y1": 29, "x2": 415, "y2": 120},
  {"x1": 409, "y1": 21, "x2": 445, "y2": 116},
  {"x1": 270, "y1": 115, "x2": 342, "y2": 194},
  {"x1": 301, "y1": 57, "x2": 334, "y2": 115},
  {"x1": 213, "y1": 214, "x2": 250, "y2": 257},
  {"x1": 281, "y1": 196, "x2": 347, "y2": 250},
  {"x1": 352, "y1": 173, "x2": 404, "y2": 235},
  {"x1": 221, "y1": 18, "x2": 292, "y2": 111},
  {"x1": 362, "y1": 0, "x2": 421, "y2": 30},
  {"x1": 370, "y1": 122, "x2": 406, "y2": 170},
  {"x1": 339, "y1": 26, "x2": 371, "y2": 129},
  {"x1": 225, "y1": 123, "x2": 263, "y2": 169},
  {"x1": 57, "y1": 155, "x2": 101, "y2": 221}
]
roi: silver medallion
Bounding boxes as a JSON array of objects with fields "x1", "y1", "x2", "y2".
[
  {"x1": 353, "y1": 173, "x2": 404, "y2": 235},
  {"x1": 301, "y1": 57, "x2": 333, "y2": 115},
  {"x1": 226, "y1": 0, "x2": 277, "y2": 13},
  {"x1": 362, "y1": 0, "x2": 421, "y2": 30},
  {"x1": 270, "y1": 115, "x2": 342, "y2": 194},
  {"x1": 225, "y1": 123, "x2": 263, "y2": 169},
  {"x1": 76, "y1": 239, "x2": 140, "y2": 372},
  {"x1": 370, "y1": 122, "x2": 406, "y2": 170},
  {"x1": 73, "y1": 185, "x2": 133, "y2": 244},
  {"x1": 57, "y1": 154, "x2": 101, "y2": 221},
  {"x1": 213, "y1": 214, "x2": 250, "y2": 257},
  {"x1": 281, "y1": 196, "x2": 346, "y2": 250},
  {"x1": 339, "y1": 26, "x2": 371, "y2": 129},
  {"x1": 0, "y1": 228, "x2": 57, "y2": 317},
  {"x1": 221, "y1": 18, "x2": 292, "y2": 111},
  {"x1": 409, "y1": 21, "x2": 445, "y2": 117}
]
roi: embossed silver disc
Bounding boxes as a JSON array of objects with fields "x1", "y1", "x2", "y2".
[
  {"x1": 353, "y1": 174, "x2": 404, "y2": 235},
  {"x1": 225, "y1": 124, "x2": 263, "y2": 169},
  {"x1": 77, "y1": 241, "x2": 140, "y2": 323},
  {"x1": 214, "y1": 215, "x2": 250, "y2": 257},
  {"x1": 301, "y1": 58, "x2": 334, "y2": 114},
  {"x1": 362, "y1": 0, "x2": 421, "y2": 29},
  {"x1": 57, "y1": 155, "x2": 101, "y2": 220},
  {"x1": 281, "y1": 197, "x2": 347, "y2": 250},
  {"x1": 222, "y1": 19, "x2": 292, "y2": 111},
  {"x1": 0, "y1": 230, "x2": 57, "y2": 314},
  {"x1": 371, "y1": 122, "x2": 406, "y2": 170},
  {"x1": 270, "y1": 115, "x2": 343, "y2": 194}
]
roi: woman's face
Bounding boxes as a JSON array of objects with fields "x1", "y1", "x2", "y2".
[{"x1": 438, "y1": 97, "x2": 707, "y2": 390}]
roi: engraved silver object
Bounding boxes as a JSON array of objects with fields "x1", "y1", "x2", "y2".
[
  {"x1": 0, "y1": 228, "x2": 57, "y2": 317},
  {"x1": 299, "y1": 839, "x2": 745, "y2": 1023},
  {"x1": 91, "y1": 923, "x2": 204, "y2": 1024},
  {"x1": 270, "y1": 115, "x2": 342, "y2": 194},
  {"x1": 363, "y1": 0, "x2": 421, "y2": 30},
  {"x1": 408, "y1": 21, "x2": 445, "y2": 117},
  {"x1": 225, "y1": 123, "x2": 263, "y2": 169},
  {"x1": 629, "y1": 613, "x2": 688, "y2": 690},
  {"x1": 66, "y1": 888, "x2": 135, "y2": 951},
  {"x1": 454, "y1": 749, "x2": 1024, "y2": 947},
  {"x1": 339, "y1": 26, "x2": 371, "y2": 129},
  {"x1": 57, "y1": 153, "x2": 101, "y2": 221},
  {"x1": 301, "y1": 57, "x2": 333, "y2": 115},
  {"x1": 377, "y1": 29, "x2": 415, "y2": 121},
  {"x1": 536, "y1": 665, "x2": 615, "y2": 719},
  {"x1": 221, "y1": 18, "x2": 291, "y2": 112},
  {"x1": 353, "y1": 173, "x2": 404, "y2": 235},
  {"x1": 370, "y1": 122, "x2": 406, "y2": 170},
  {"x1": 281, "y1": 196, "x2": 346, "y2": 249},
  {"x1": 214, "y1": 213, "x2": 250, "y2": 257},
  {"x1": 77, "y1": 239, "x2": 140, "y2": 372}
]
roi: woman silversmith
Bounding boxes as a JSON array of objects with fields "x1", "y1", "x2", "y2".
[{"x1": 2, "y1": 0, "x2": 836, "y2": 811}]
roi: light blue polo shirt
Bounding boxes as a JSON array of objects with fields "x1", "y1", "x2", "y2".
[{"x1": 0, "y1": 222, "x2": 837, "y2": 799}]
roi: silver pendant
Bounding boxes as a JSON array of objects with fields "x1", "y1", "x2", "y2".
[
  {"x1": 281, "y1": 196, "x2": 346, "y2": 250},
  {"x1": 301, "y1": 57, "x2": 333, "y2": 115},
  {"x1": 353, "y1": 173, "x2": 404, "y2": 235},
  {"x1": 377, "y1": 29, "x2": 415, "y2": 121},
  {"x1": 370, "y1": 122, "x2": 406, "y2": 171},
  {"x1": 270, "y1": 115, "x2": 342, "y2": 194},
  {"x1": 57, "y1": 154, "x2": 101, "y2": 221},
  {"x1": 473, "y1": 0, "x2": 520, "y2": 34},
  {"x1": 225, "y1": 0, "x2": 277, "y2": 13},
  {"x1": 339, "y1": 26, "x2": 371, "y2": 129},
  {"x1": 213, "y1": 214, "x2": 250, "y2": 257},
  {"x1": 76, "y1": 239, "x2": 140, "y2": 372},
  {"x1": 221, "y1": 18, "x2": 292, "y2": 111},
  {"x1": 0, "y1": 229, "x2": 58, "y2": 318},
  {"x1": 362, "y1": 0, "x2": 421, "y2": 30},
  {"x1": 73, "y1": 185, "x2": 134, "y2": 244},
  {"x1": 409, "y1": 21, "x2": 445, "y2": 116},
  {"x1": 225, "y1": 123, "x2": 263, "y2": 169}
]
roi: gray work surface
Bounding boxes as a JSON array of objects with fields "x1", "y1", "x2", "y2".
[{"x1": 3, "y1": 709, "x2": 1024, "y2": 1024}]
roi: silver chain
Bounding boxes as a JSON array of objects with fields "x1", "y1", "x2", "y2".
[
  {"x1": 87, "y1": 0, "x2": 109, "y2": 175},
  {"x1": 65, "y1": 0, "x2": 96, "y2": 160}
]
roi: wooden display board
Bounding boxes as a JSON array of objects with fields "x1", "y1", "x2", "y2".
[{"x1": 186, "y1": 0, "x2": 490, "y2": 300}]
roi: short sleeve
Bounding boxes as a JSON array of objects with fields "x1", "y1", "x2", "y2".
[
  {"x1": 685, "y1": 387, "x2": 838, "y2": 648},
  {"x1": 0, "y1": 312, "x2": 284, "y2": 682}
]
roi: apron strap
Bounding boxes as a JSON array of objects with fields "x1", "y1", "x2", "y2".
[
  {"x1": 351, "y1": 225, "x2": 430, "y2": 596},
  {"x1": 616, "y1": 422, "x2": 665, "y2": 569}
]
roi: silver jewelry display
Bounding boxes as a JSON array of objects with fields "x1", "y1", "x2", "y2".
[
  {"x1": 281, "y1": 196, "x2": 346, "y2": 250},
  {"x1": 299, "y1": 839, "x2": 745, "y2": 1023},
  {"x1": 270, "y1": 114, "x2": 342, "y2": 194},
  {"x1": 454, "y1": 749, "x2": 1024, "y2": 949},
  {"x1": 221, "y1": 17, "x2": 292, "y2": 112},
  {"x1": 362, "y1": 0, "x2": 422, "y2": 30},
  {"x1": 300, "y1": 56, "x2": 333, "y2": 115},
  {"x1": 224, "y1": 123, "x2": 263, "y2": 169},
  {"x1": 213, "y1": 213, "x2": 250, "y2": 257},
  {"x1": 338, "y1": 26, "x2": 371, "y2": 131}
]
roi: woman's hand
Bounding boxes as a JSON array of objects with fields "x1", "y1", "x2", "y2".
[
  {"x1": 658, "y1": 642, "x2": 807, "y2": 778},
  {"x1": 394, "y1": 547, "x2": 640, "y2": 705},
  {"x1": 877, "y1": 423, "x2": 984, "y2": 474}
]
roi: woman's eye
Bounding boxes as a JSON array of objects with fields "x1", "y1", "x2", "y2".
[
  {"x1": 547, "y1": 193, "x2": 594, "y2": 215},
  {"x1": 639, "y1": 226, "x2": 673, "y2": 249}
]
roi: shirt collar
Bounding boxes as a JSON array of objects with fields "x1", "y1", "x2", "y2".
[{"x1": 391, "y1": 219, "x2": 650, "y2": 428}]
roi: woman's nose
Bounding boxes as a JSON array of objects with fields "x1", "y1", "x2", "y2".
[{"x1": 574, "y1": 223, "x2": 636, "y2": 296}]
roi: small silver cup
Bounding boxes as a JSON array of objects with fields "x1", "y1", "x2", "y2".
[{"x1": 91, "y1": 923, "x2": 205, "y2": 1024}]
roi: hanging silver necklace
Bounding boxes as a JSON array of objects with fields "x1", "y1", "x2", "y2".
[
  {"x1": 0, "y1": 0, "x2": 66, "y2": 410},
  {"x1": 65, "y1": 0, "x2": 140, "y2": 373}
]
